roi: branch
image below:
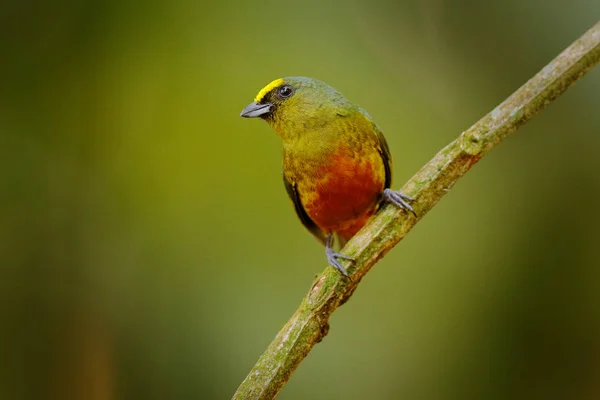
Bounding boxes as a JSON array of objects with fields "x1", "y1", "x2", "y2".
[{"x1": 233, "y1": 21, "x2": 600, "y2": 400}]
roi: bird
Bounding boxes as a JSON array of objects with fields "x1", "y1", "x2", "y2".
[{"x1": 240, "y1": 77, "x2": 415, "y2": 276}]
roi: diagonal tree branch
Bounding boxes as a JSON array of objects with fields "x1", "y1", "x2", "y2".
[{"x1": 233, "y1": 21, "x2": 600, "y2": 400}]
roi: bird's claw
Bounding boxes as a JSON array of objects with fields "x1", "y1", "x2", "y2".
[
  {"x1": 383, "y1": 188, "x2": 417, "y2": 217},
  {"x1": 325, "y1": 247, "x2": 353, "y2": 277}
]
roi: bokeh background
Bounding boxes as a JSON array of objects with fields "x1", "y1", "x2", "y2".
[{"x1": 2, "y1": 1, "x2": 599, "y2": 399}]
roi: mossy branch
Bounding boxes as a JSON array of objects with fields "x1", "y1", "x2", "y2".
[{"x1": 233, "y1": 21, "x2": 600, "y2": 400}]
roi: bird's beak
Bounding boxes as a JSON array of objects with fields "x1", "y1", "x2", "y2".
[{"x1": 240, "y1": 101, "x2": 273, "y2": 118}]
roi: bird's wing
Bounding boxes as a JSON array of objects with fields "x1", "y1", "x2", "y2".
[
  {"x1": 356, "y1": 109, "x2": 393, "y2": 189},
  {"x1": 373, "y1": 124, "x2": 393, "y2": 189},
  {"x1": 283, "y1": 174, "x2": 327, "y2": 245}
]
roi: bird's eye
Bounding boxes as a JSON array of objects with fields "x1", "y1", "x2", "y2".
[{"x1": 278, "y1": 85, "x2": 294, "y2": 98}]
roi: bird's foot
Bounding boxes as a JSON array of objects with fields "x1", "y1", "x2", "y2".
[
  {"x1": 383, "y1": 188, "x2": 417, "y2": 217},
  {"x1": 325, "y1": 246, "x2": 353, "y2": 277},
  {"x1": 325, "y1": 232, "x2": 353, "y2": 276}
]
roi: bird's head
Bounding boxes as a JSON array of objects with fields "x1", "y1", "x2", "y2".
[{"x1": 240, "y1": 76, "x2": 352, "y2": 140}]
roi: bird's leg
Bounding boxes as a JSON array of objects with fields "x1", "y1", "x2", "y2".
[
  {"x1": 325, "y1": 233, "x2": 353, "y2": 277},
  {"x1": 383, "y1": 188, "x2": 417, "y2": 217}
]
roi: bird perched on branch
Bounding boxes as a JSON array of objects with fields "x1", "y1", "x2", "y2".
[{"x1": 240, "y1": 77, "x2": 415, "y2": 276}]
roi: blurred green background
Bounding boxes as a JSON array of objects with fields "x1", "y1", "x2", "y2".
[{"x1": 1, "y1": 1, "x2": 599, "y2": 399}]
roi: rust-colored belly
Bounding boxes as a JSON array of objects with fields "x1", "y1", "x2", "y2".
[{"x1": 302, "y1": 148, "x2": 385, "y2": 239}]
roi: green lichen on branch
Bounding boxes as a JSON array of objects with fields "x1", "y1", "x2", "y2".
[{"x1": 233, "y1": 21, "x2": 600, "y2": 400}]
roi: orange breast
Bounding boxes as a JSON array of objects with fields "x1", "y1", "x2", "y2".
[{"x1": 303, "y1": 146, "x2": 385, "y2": 239}]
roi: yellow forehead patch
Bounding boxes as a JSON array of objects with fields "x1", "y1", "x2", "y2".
[{"x1": 254, "y1": 78, "x2": 284, "y2": 102}]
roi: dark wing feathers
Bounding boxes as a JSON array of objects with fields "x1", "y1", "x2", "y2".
[
  {"x1": 283, "y1": 174, "x2": 327, "y2": 245},
  {"x1": 374, "y1": 125, "x2": 393, "y2": 189}
]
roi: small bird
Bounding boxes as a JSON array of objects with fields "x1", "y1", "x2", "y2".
[{"x1": 240, "y1": 77, "x2": 415, "y2": 276}]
